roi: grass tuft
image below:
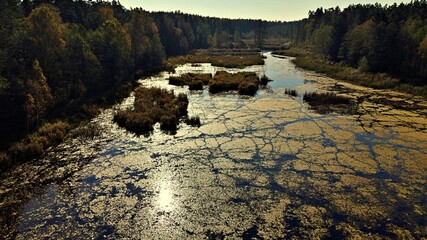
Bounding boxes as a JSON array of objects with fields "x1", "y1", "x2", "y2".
[
  {"x1": 285, "y1": 89, "x2": 298, "y2": 96},
  {"x1": 186, "y1": 116, "x2": 201, "y2": 127},
  {"x1": 260, "y1": 75, "x2": 272, "y2": 85},
  {"x1": 303, "y1": 92, "x2": 350, "y2": 105}
]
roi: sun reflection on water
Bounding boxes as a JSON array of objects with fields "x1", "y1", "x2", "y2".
[{"x1": 156, "y1": 179, "x2": 175, "y2": 211}]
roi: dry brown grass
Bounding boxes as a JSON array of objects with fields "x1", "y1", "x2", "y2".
[
  {"x1": 303, "y1": 92, "x2": 351, "y2": 105},
  {"x1": 167, "y1": 54, "x2": 264, "y2": 69},
  {"x1": 114, "y1": 87, "x2": 190, "y2": 134},
  {"x1": 5, "y1": 121, "x2": 70, "y2": 167},
  {"x1": 169, "y1": 73, "x2": 212, "y2": 90},
  {"x1": 285, "y1": 89, "x2": 298, "y2": 96},
  {"x1": 209, "y1": 71, "x2": 260, "y2": 96}
]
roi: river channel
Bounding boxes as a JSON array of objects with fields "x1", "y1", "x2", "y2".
[{"x1": 0, "y1": 53, "x2": 426, "y2": 239}]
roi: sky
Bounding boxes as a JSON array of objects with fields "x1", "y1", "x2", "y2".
[{"x1": 117, "y1": 0, "x2": 412, "y2": 21}]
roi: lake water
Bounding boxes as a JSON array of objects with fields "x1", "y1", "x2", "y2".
[{"x1": 1, "y1": 53, "x2": 426, "y2": 239}]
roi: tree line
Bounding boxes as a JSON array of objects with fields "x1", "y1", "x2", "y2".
[
  {"x1": 0, "y1": 0, "x2": 296, "y2": 150},
  {"x1": 293, "y1": 1, "x2": 427, "y2": 84}
]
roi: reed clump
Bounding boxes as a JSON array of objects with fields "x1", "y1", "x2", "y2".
[
  {"x1": 285, "y1": 89, "x2": 298, "y2": 96},
  {"x1": 169, "y1": 73, "x2": 212, "y2": 88},
  {"x1": 303, "y1": 92, "x2": 351, "y2": 105},
  {"x1": 167, "y1": 54, "x2": 264, "y2": 69},
  {"x1": 114, "y1": 87, "x2": 191, "y2": 134},
  {"x1": 3, "y1": 121, "x2": 70, "y2": 168},
  {"x1": 209, "y1": 71, "x2": 260, "y2": 96}
]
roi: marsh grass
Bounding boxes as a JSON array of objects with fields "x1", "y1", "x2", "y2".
[
  {"x1": 285, "y1": 89, "x2": 298, "y2": 96},
  {"x1": 272, "y1": 48, "x2": 303, "y2": 57},
  {"x1": 167, "y1": 54, "x2": 264, "y2": 69},
  {"x1": 114, "y1": 87, "x2": 191, "y2": 134},
  {"x1": 260, "y1": 75, "x2": 272, "y2": 85},
  {"x1": 209, "y1": 71, "x2": 260, "y2": 96},
  {"x1": 169, "y1": 73, "x2": 212, "y2": 89},
  {"x1": 3, "y1": 121, "x2": 70, "y2": 168},
  {"x1": 69, "y1": 123, "x2": 101, "y2": 142},
  {"x1": 238, "y1": 82, "x2": 259, "y2": 96},
  {"x1": 185, "y1": 116, "x2": 201, "y2": 127},
  {"x1": 303, "y1": 92, "x2": 351, "y2": 105},
  {"x1": 284, "y1": 49, "x2": 427, "y2": 97}
]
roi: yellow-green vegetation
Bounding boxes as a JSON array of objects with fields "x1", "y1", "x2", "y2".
[
  {"x1": 0, "y1": 121, "x2": 70, "y2": 169},
  {"x1": 114, "y1": 87, "x2": 189, "y2": 134},
  {"x1": 167, "y1": 53, "x2": 264, "y2": 69},
  {"x1": 209, "y1": 71, "x2": 260, "y2": 96},
  {"x1": 280, "y1": 48, "x2": 427, "y2": 97},
  {"x1": 169, "y1": 73, "x2": 212, "y2": 90}
]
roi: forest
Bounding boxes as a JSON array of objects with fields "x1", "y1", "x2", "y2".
[
  {"x1": 0, "y1": 0, "x2": 426, "y2": 170},
  {"x1": 292, "y1": 1, "x2": 427, "y2": 84}
]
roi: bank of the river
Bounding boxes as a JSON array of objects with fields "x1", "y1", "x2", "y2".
[
  {"x1": 274, "y1": 48, "x2": 427, "y2": 98},
  {"x1": 0, "y1": 77, "x2": 141, "y2": 172}
]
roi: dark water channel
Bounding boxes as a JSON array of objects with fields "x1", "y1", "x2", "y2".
[{"x1": 0, "y1": 53, "x2": 426, "y2": 239}]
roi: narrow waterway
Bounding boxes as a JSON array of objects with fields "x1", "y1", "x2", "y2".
[{"x1": 1, "y1": 53, "x2": 426, "y2": 239}]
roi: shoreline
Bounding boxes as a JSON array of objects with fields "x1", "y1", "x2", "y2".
[{"x1": 272, "y1": 48, "x2": 427, "y2": 98}]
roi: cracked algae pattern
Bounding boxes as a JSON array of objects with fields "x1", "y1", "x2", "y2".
[{"x1": 0, "y1": 53, "x2": 426, "y2": 239}]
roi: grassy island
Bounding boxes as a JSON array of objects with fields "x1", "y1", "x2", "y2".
[
  {"x1": 169, "y1": 71, "x2": 266, "y2": 96},
  {"x1": 114, "y1": 87, "x2": 194, "y2": 134}
]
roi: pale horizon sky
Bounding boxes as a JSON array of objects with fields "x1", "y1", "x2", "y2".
[{"x1": 116, "y1": 0, "x2": 412, "y2": 21}]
